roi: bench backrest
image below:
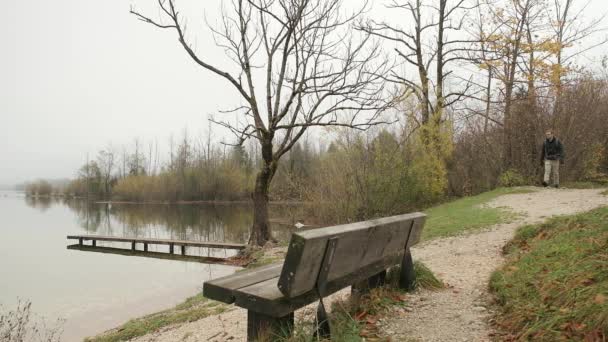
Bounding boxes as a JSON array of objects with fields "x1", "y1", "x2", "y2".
[{"x1": 277, "y1": 212, "x2": 426, "y2": 298}]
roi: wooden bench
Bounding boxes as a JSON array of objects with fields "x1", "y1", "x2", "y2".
[{"x1": 203, "y1": 212, "x2": 426, "y2": 341}]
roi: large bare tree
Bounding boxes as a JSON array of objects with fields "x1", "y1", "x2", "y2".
[{"x1": 131, "y1": 0, "x2": 390, "y2": 246}]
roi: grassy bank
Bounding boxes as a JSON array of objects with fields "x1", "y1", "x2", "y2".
[
  {"x1": 490, "y1": 207, "x2": 608, "y2": 341},
  {"x1": 422, "y1": 187, "x2": 535, "y2": 240},
  {"x1": 85, "y1": 294, "x2": 229, "y2": 342}
]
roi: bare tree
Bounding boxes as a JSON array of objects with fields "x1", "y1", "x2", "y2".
[
  {"x1": 97, "y1": 146, "x2": 116, "y2": 198},
  {"x1": 131, "y1": 0, "x2": 391, "y2": 246},
  {"x1": 359, "y1": 0, "x2": 476, "y2": 139},
  {"x1": 550, "y1": 0, "x2": 606, "y2": 114}
]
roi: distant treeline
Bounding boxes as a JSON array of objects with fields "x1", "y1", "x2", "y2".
[{"x1": 25, "y1": 75, "x2": 608, "y2": 224}]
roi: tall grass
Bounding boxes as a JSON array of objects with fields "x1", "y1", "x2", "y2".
[{"x1": 0, "y1": 300, "x2": 64, "y2": 342}]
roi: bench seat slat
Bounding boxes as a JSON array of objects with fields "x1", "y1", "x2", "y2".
[{"x1": 203, "y1": 263, "x2": 283, "y2": 304}]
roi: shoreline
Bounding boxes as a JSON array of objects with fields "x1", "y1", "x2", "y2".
[
  {"x1": 94, "y1": 199, "x2": 305, "y2": 206},
  {"x1": 21, "y1": 194, "x2": 304, "y2": 206}
]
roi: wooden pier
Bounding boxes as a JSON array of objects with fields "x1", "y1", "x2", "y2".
[
  {"x1": 67, "y1": 235, "x2": 246, "y2": 256},
  {"x1": 66, "y1": 244, "x2": 235, "y2": 264}
]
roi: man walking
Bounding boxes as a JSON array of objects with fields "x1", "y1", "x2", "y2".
[{"x1": 540, "y1": 129, "x2": 565, "y2": 188}]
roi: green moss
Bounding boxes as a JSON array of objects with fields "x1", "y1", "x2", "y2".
[
  {"x1": 422, "y1": 187, "x2": 536, "y2": 240},
  {"x1": 490, "y1": 207, "x2": 608, "y2": 340}
]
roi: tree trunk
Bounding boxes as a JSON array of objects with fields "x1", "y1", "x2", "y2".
[
  {"x1": 249, "y1": 168, "x2": 273, "y2": 246},
  {"x1": 249, "y1": 137, "x2": 277, "y2": 246}
]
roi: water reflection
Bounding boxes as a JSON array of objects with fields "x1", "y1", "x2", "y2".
[
  {"x1": 25, "y1": 197, "x2": 302, "y2": 244},
  {"x1": 24, "y1": 196, "x2": 55, "y2": 212}
]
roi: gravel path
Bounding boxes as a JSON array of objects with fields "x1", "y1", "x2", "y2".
[
  {"x1": 377, "y1": 187, "x2": 608, "y2": 342},
  {"x1": 125, "y1": 187, "x2": 608, "y2": 342}
]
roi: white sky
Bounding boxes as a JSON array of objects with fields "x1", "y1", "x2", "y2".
[{"x1": 1, "y1": 0, "x2": 607, "y2": 185}]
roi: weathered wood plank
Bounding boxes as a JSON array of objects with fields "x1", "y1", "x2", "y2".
[
  {"x1": 405, "y1": 215, "x2": 426, "y2": 250},
  {"x1": 66, "y1": 235, "x2": 245, "y2": 250},
  {"x1": 278, "y1": 213, "x2": 425, "y2": 298},
  {"x1": 234, "y1": 253, "x2": 403, "y2": 317},
  {"x1": 203, "y1": 263, "x2": 283, "y2": 304}
]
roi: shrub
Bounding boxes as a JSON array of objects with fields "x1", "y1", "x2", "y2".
[{"x1": 498, "y1": 169, "x2": 527, "y2": 187}]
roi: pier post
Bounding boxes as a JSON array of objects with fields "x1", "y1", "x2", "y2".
[
  {"x1": 131, "y1": 241, "x2": 136, "y2": 250},
  {"x1": 79, "y1": 238, "x2": 83, "y2": 246},
  {"x1": 181, "y1": 245, "x2": 186, "y2": 255},
  {"x1": 169, "y1": 244, "x2": 174, "y2": 254},
  {"x1": 144, "y1": 243, "x2": 148, "y2": 252},
  {"x1": 92, "y1": 240, "x2": 96, "y2": 247}
]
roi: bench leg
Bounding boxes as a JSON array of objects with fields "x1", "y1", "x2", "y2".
[
  {"x1": 399, "y1": 248, "x2": 416, "y2": 291},
  {"x1": 79, "y1": 238, "x2": 83, "y2": 246},
  {"x1": 92, "y1": 240, "x2": 96, "y2": 247},
  {"x1": 131, "y1": 241, "x2": 136, "y2": 251},
  {"x1": 144, "y1": 243, "x2": 148, "y2": 252},
  {"x1": 181, "y1": 245, "x2": 186, "y2": 255},
  {"x1": 169, "y1": 244, "x2": 174, "y2": 254},
  {"x1": 315, "y1": 300, "x2": 331, "y2": 339},
  {"x1": 352, "y1": 270, "x2": 386, "y2": 296},
  {"x1": 247, "y1": 311, "x2": 293, "y2": 342}
]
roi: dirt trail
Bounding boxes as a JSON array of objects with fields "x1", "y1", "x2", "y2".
[
  {"x1": 377, "y1": 187, "x2": 608, "y2": 342},
  {"x1": 125, "y1": 187, "x2": 608, "y2": 342}
]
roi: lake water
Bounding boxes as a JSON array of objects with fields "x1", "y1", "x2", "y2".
[{"x1": 0, "y1": 191, "x2": 299, "y2": 341}]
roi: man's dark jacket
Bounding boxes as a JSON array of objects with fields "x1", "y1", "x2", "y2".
[{"x1": 541, "y1": 137, "x2": 565, "y2": 162}]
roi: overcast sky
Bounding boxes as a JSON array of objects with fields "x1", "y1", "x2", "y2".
[{"x1": 1, "y1": 0, "x2": 607, "y2": 186}]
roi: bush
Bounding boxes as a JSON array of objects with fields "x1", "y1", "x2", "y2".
[{"x1": 498, "y1": 169, "x2": 527, "y2": 187}]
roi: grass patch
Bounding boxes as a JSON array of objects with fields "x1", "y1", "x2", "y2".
[
  {"x1": 490, "y1": 207, "x2": 608, "y2": 341},
  {"x1": 85, "y1": 294, "x2": 229, "y2": 342},
  {"x1": 422, "y1": 187, "x2": 536, "y2": 240}
]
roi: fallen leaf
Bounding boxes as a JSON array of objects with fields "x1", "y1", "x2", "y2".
[
  {"x1": 594, "y1": 294, "x2": 606, "y2": 304},
  {"x1": 582, "y1": 278, "x2": 595, "y2": 286},
  {"x1": 355, "y1": 310, "x2": 367, "y2": 321},
  {"x1": 507, "y1": 266, "x2": 519, "y2": 271}
]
